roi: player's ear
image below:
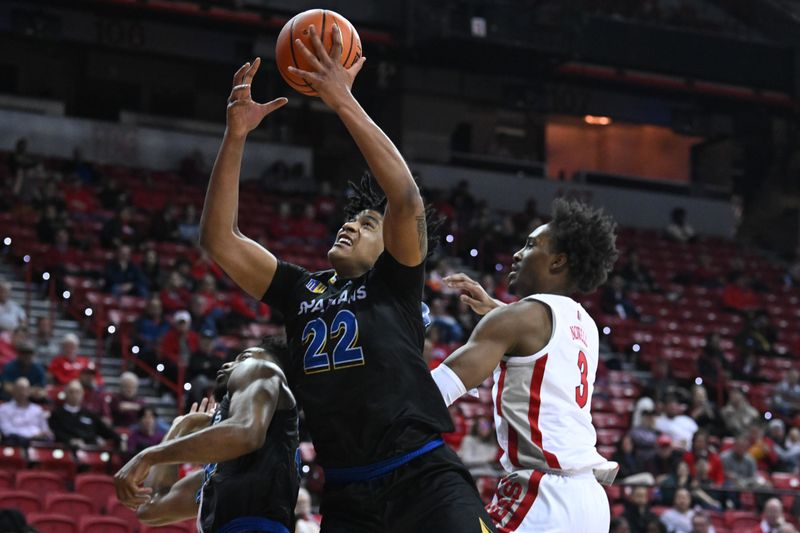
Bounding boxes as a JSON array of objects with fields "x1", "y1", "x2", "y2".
[{"x1": 551, "y1": 253, "x2": 568, "y2": 273}]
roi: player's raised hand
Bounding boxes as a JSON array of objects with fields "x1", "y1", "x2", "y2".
[
  {"x1": 170, "y1": 397, "x2": 215, "y2": 438},
  {"x1": 444, "y1": 273, "x2": 505, "y2": 315},
  {"x1": 288, "y1": 23, "x2": 366, "y2": 109},
  {"x1": 226, "y1": 58, "x2": 288, "y2": 138}
]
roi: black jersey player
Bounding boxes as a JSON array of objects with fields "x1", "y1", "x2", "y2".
[
  {"x1": 114, "y1": 341, "x2": 299, "y2": 533},
  {"x1": 196, "y1": 24, "x2": 496, "y2": 533}
]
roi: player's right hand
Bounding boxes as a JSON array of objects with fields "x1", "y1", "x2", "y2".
[
  {"x1": 226, "y1": 58, "x2": 288, "y2": 139},
  {"x1": 114, "y1": 452, "x2": 154, "y2": 509},
  {"x1": 444, "y1": 273, "x2": 503, "y2": 315},
  {"x1": 170, "y1": 397, "x2": 215, "y2": 437}
]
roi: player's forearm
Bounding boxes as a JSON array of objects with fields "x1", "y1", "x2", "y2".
[
  {"x1": 144, "y1": 421, "x2": 262, "y2": 467},
  {"x1": 143, "y1": 426, "x2": 185, "y2": 494},
  {"x1": 333, "y1": 95, "x2": 420, "y2": 208},
  {"x1": 198, "y1": 132, "x2": 246, "y2": 251}
]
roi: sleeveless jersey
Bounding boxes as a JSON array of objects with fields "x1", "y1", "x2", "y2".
[
  {"x1": 198, "y1": 392, "x2": 300, "y2": 532},
  {"x1": 262, "y1": 252, "x2": 453, "y2": 468},
  {"x1": 492, "y1": 294, "x2": 606, "y2": 474}
]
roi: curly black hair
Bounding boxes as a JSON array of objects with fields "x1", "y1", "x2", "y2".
[
  {"x1": 548, "y1": 198, "x2": 618, "y2": 293},
  {"x1": 343, "y1": 172, "x2": 444, "y2": 259}
]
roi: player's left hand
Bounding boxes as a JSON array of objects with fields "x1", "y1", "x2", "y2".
[
  {"x1": 288, "y1": 23, "x2": 366, "y2": 110},
  {"x1": 114, "y1": 451, "x2": 154, "y2": 509}
]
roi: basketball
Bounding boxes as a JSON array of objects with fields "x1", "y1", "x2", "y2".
[{"x1": 275, "y1": 9, "x2": 362, "y2": 96}]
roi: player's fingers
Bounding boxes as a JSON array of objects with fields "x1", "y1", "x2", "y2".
[
  {"x1": 294, "y1": 39, "x2": 325, "y2": 73},
  {"x1": 444, "y1": 280, "x2": 476, "y2": 291},
  {"x1": 444, "y1": 273, "x2": 476, "y2": 285},
  {"x1": 188, "y1": 402, "x2": 199, "y2": 414},
  {"x1": 244, "y1": 57, "x2": 261, "y2": 85},
  {"x1": 198, "y1": 398, "x2": 208, "y2": 412},
  {"x1": 259, "y1": 97, "x2": 289, "y2": 116},
  {"x1": 348, "y1": 56, "x2": 366, "y2": 78},
  {"x1": 308, "y1": 25, "x2": 332, "y2": 66},
  {"x1": 233, "y1": 62, "x2": 250, "y2": 87},
  {"x1": 460, "y1": 294, "x2": 483, "y2": 309},
  {"x1": 330, "y1": 23, "x2": 343, "y2": 60},
  {"x1": 287, "y1": 66, "x2": 322, "y2": 84}
]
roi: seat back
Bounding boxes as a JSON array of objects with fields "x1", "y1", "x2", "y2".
[
  {"x1": 0, "y1": 489, "x2": 43, "y2": 514},
  {"x1": 45, "y1": 492, "x2": 96, "y2": 519},
  {"x1": 27, "y1": 512, "x2": 77, "y2": 533},
  {"x1": 79, "y1": 515, "x2": 132, "y2": 533},
  {"x1": 15, "y1": 470, "x2": 66, "y2": 497}
]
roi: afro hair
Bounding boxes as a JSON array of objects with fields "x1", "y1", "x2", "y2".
[
  {"x1": 548, "y1": 198, "x2": 618, "y2": 293},
  {"x1": 343, "y1": 172, "x2": 444, "y2": 259}
]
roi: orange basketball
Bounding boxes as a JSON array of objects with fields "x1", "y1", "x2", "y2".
[{"x1": 275, "y1": 9, "x2": 362, "y2": 96}]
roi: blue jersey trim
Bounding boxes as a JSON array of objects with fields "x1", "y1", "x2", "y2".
[
  {"x1": 323, "y1": 438, "x2": 444, "y2": 485},
  {"x1": 215, "y1": 516, "x2": 290, "y2": 533}
]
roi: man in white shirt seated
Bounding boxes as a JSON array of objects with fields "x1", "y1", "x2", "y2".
[
  {"x1": 655, "y1": 394, "x2": 698, "y2": 450},
  {"x1": 0, "y1": 377, "x2": 52, "y2": 445}
]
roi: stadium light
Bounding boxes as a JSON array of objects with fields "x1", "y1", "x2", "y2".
[
  {"x1": 131, "y1": 345, "x2": 140, "y2": 355},
  {"x1": 62, "y1": 290, "x2": 71, "y2": 299},
  {"x1": 584, "y1": 115, "x2": 612, "y2": 126},
  {"x1": 602, "y1": 326, "x2": 611, "y2": 335},
  {"x1": 2, "y1": 237, "x2": 10, "y2": 246},
  {"x1": 445, "y1": 234, "x2": 454, "y2": 243},
  {"x1": 42, "y1": 272, "x2": 50, "y2": 281},
  {"x1": 23, "y1": 255, "x2": 30, "y2": 263},
  {"x1": 156, "y1": 364, "x2": 165, "y2": 372},
  {"x1": 184, "y1": 383, "x2": 192, "y2": 391},
  {"x1": 631, "y1": 344, "x2": 641, "y2": 353},
  {"x1": 84, "y1": 307, "x2": 93, "y2": 317},
  {"x1": 107, "y1": 325, "x2": 116, "y2": 334},
  {"x1": 470, "y1": 249, "x2": 478, "y2": 257}
]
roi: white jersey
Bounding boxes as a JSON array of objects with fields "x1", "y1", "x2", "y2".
[{"x1": 491, "y1": 294, "x2": 606, "y2": 474}]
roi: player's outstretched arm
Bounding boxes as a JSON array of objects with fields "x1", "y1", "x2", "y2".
[
  {"x1": 199, "y1": 58, "x2": 288, "y2": 299},
  {"x1": 114, "y1": 365, "x2": 282, "y2": 508},
  {"x1": 444, "y1": 273, "x2": 506, "y2": 315},
  {"x1": 432, "y1": 300, "x2": 552, "y2": 405},
  {"x1": 136, "y1": 470, "x2": 203, "y2": 525},
  {"x1": 289, "y1": 25, "x2": 426, "y2": 266}
]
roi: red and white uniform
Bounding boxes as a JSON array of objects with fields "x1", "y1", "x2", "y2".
[{"x1": 488, "y1": 294, "x2": 611, "y2": 532}]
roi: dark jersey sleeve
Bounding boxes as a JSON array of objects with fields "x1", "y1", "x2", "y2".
[
  {"x1": 261, "y1": 261, "x2": 309, "y2": 315},
  {"x1": 372, "y1": 251, "x2": 425, "y2": 305}
]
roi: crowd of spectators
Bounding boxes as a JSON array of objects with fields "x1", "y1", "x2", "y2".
[{"x1": 2, "y1": 138, "x2": 800, "y2": 531}]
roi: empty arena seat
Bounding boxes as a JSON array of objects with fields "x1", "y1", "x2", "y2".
[
  {"x1": 0, "y1": 446, "x2": 26, "y2": 470},
  {"x1": 45, "y1": 492, "x2": 96, "y2": 519},
  {"x1": 15, "y1": 471, "x2": 66, "y2": 497},
  {"x1": 26, "y1": 445, "x2": 77, "y2": 479},
  {"x1": 106, "y1": 495, "x2": 138, "y2": 523},
  {"x1": 0, "y1": 470, "x2": 14, "y2": 490},
  {"x1": 0, "y1": 489, "x2": 42, "y2": 513},
  {"x1": 75, "y1": 473, "x2": 116, "y2": 505},
  {"x1": 27, "y1": 512, "x2": 77, "y2": 533},
  {"x1": 79, "y1": 515, "x2": 132, "y2": 533},
  {"x1": 75, "y1": 448, "x2": 117, "y2": 474}
]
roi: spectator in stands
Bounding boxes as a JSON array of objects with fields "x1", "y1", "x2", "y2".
[
  {"x1": 160, "y1": 271, "x2": 191, "y2": 313},
  {"x1": 690, "y1": 459, "x2": 724, "y2": 510},
  {"x1": 126, "y1": 406, "x2": 166, "y2": 455},
  {"x1": 429, "y1": 297, "x2": 464, "y2": 343},
  {"x1": 48, "y1": 379, "x2": 118, "y2": 449},
  {"x1": 160, "y1": 309, "x2": 199, "y2": 372},
  {"x1": 696, "y1": 334, "x2": 728, "y2": 396},
  {"x1": 2, "y1": 341, "x2": 46, "y2": 401},
  {"x1": 665, "y1": 208, "x2": 696, "y2": 243},
  {"x1": 688, "y1": 385, "x2": 724, "y2": 437},
  {"x1": 49, "y1": 332, "x2": 101, "y2": 385},
  {"x1": 227, "y1": 290, "x2": 271, "y2": 328},
  {"x1": 721, "y1": 433, "x2": 759, "y2": 490},
  {"x1": 772, "y1": 369, "x2": 800, "y2": 417},
  {"x1": 721, "y1": 389, "x2": 760, "y2": 435},
  {"x1": 35, "y1": 203, "x2": 69, "y2": 244},
  {"x1": 746, "y1": 422, "x2": 782, "y2": 474},
  {"x1": 601, "y1": 274, "x2": 640, "y2": 320},
  {"x1": 294, "y1": 487, "x2": 320, "y2": 533},
  {"x1": 613, "y1": 433, "x2": 644, "y2": 480},
  {"x1": 646, "y1": 434, "x2": 684, "y2": 483},
  {"x1": 135, "y1": 295, "x2": 171, "y2": 356},
  {"x1": 0, "y1": 377, "x2": 52, "y2": 445},
  {"x1": 0, "y1": 280, "x2": 26, "y2": 334},
  {"x1": 77, "y1": 367, "x2": 111, "y2": 424},
  {"x1": 659, "y1": 487, "x2": 694, "y2": 533},
  {"x1": 140, "y1": 248, "x2": 163, "y2": 293},
  {"x1": 7, "y1": 138, "x2": 36, "y2": 180},
  {"x1": 457, "y1": 416, "x2": 500, "y2": 477},
  {"x1": 34, "y1": 180, "x2": 66, "y2": 213},
  {"x1": 683, "y1": 430, "x2": 724, "y2": 486},
  {"x1": 178, "y1": 204, "x2": 200, "y2": 243},
  {"x1": 732, "y1": 346, "x2": 762, "y2": 383},
  {"x1": 769, "y1": 420, "x2": 798, "y2": 472},
  {"x1": 689, "y1": 511, "x2": 712, "y2": 533},
  {"x1": 33, "y1": 315, "x2": 58, "y2": 359},
  {"x1": 63, "y1": 148, "x2": 97, "y2": 185},
  {"x1": 621, "y1": 250, "x2": 659, "y2": 292},
  {"x1": 656, "y1": 393, "x2": 699, "y2": 450},
  {"x1": 722, "y1": 274, "x2": 761, "y2": 313},
  {"x1": 149, "y1": 204, "x2": 182, "y2": 242},
  {"x1": 759, "y1": 498, "x2": 788, "y2": 532},
  {"x1": 189, "y1": 294, "x2": 221, "y2": 337},
  {"x1": 735, "y1": 311, "x2": 776, "y2": 356},
  {"x1": 103, "y1": 244, "x2": 148, "y2": 297},
  {"x1": 623, "y1": 486, "x2": 660, "y2": 532},
  {"x1": 187, "y1": 329, "x2": 221, "y2": 383},
  {"x1": 632, "y1": 398, "x2": 660, "y2": 463},
  {"x1": 101, "y1": 205, "x2": 140, "y2": 249},
  {"x1": 109, "y1": 371, "x2": 145, "y2": 427}
]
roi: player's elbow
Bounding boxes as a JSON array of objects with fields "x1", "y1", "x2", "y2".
[{"x1": 136, "y1": 503, "x2": 168, "y2": 525}]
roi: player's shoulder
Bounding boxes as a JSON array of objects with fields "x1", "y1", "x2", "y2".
[{"x1": 482, "y1": 298, "x2": 551, "y2": 335}]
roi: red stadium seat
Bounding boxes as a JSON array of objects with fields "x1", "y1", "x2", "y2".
[
  {"x1": 75, "y1": 448, "x2": 117, "y2": 474},
  {"x1": 0, "y1": 470, "x2": 14, "y2": 490},
  {"x1": 0, "y1": 490, "x2": 43, "y2": 513},
  {"x1": 75, "y1": 473, "x2": 116, "y2": 506},
  {"x1": 595, "y1": 429, "x2": 624, "y2": 447},
  {"x1": 107, "y1": 495, "x2": 138, "y2": 523},
  {"x1": 140, "y1": 523, "x2": 192, "y2": 533},
  {"x1": 771, "y1": 472, "x2": 800, "y2": 490},
  {"x1": 45, "y1": 492, "x2": 96, "y2": 519},
  {"x1": 27, "y1": 512, "x2": 77, "y2": 533},
  {"x1": 0, "y1": 446, "x2": 27, "y2": 470},
  {"x1": 79, "y1": 515, "x2": 132, "y2": 533},
  {"x1": 27, "y1": 445, "x2": 77, "y2": 479},
  {"x1": 15, "y1": 471, "x2": 66, "y2": 497},
  {"x1": 729, "y1": 516, "x2": 760, "y2": 530}
]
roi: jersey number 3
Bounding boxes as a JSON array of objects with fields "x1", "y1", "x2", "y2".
[
  {"x1": 302, "y1": 310, "x2": 365, "y2": 374},
  {"x1": 575, "y1": 351, "x2": 588, "y2": 408}
]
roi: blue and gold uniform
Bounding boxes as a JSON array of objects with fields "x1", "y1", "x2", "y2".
[{"x1": 263, "y1": 251, "x2": 496, "y2": 532}]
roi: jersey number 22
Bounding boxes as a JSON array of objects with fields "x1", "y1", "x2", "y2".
[{"x1": 302, "y1": 310, "x2": 365, "y2": 374}]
